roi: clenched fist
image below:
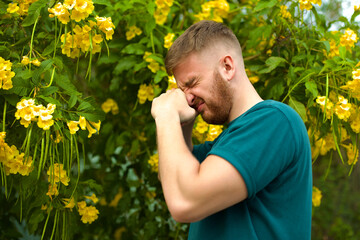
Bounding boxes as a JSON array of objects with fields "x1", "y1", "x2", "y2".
[{"x1": 151, "y1": 88, "x2": 197, "y2": 124}]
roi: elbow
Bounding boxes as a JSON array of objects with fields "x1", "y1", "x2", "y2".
[{"x1": 167, "y1": 199, "x2": 204, "y2": 223}]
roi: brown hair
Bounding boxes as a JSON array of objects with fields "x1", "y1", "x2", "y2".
[{"x1": 165, "y1": 20, "x2": 242, "y2": 75}]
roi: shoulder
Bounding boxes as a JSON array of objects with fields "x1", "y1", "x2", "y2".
[{"x1": 229, "y1": 100, "x2": 301, "y2": 129}]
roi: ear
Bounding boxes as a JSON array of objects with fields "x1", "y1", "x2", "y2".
[{"x1": 220, "y1": 55, "x2": 235, "y2": 81}]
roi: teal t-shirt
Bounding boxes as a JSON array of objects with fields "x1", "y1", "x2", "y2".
[{"x1": 189, "y1": 100, "x2": 312, "y2": 240}]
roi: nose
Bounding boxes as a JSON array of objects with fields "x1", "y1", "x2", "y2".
[{"x1": 185, "y1": 91, "x2": 196, "y2": 107}]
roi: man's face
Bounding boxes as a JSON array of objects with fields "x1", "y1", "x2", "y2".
[{"x1": 173, "y1": 53, "x2": 233, "y2": 125}]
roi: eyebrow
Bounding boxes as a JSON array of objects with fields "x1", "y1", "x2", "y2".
[{"x1": 184, "y1": 76, "x2": 199, "y2": 88}]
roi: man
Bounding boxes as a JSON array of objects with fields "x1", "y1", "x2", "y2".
[{"x1": 151, "y1": 20, "x2": 312, "y2": 239}]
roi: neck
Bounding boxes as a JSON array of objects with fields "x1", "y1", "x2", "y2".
[{"x1": 228, "y1": 76, "x2": 263, "y2": 123}]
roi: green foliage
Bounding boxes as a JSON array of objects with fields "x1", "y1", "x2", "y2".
[{"x1": 1, "y1": 0, "x2": 360, "y2": 239}]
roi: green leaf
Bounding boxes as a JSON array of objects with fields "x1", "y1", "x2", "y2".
[
  {"x1": 32, "y1": 59, "x2": 53, "y2": 85},
  {"x1": 121, "y1": 43, "x2": 146, "y2": 55},
  {"x1": 77, "y1": 110, "x2": 105, "y2": 122},
  {"x1": 339, "y1": 46, "x2": 346, "y2": 59},
  {"x1": 0, "y1": 45, "x2": 10, "y2": 55},
  {"x1": 38, "y1": 86, "x2": 58, "y2": 96},
  {"x1": 78, "y1": 99, "x2": 96, "y2": 112},
  {"x1": 154, "y1": 70, "x2": 168, "y2": 84},
  {"x1": 145, "y1": 18, "x2": 156, "y2": 35},
  {"x1": 259, "y1": 57, "x2": 287, "y2": 73},
  {"x1": 320, "y1": 59, "x2": 338, "y2": 73},
  {"x1": 305, "y1": 81, "x2": 318, "y2": 97},
  {"x1": 146, "y1": 1, "x2": 156, "y2": 15},
  {"x1": 2, "y1": 94, "x2": 20, "y2": 106},
  {"x1": 52, "y1": 56, "x2": 64, "y2": 70},
  {"x1": 37, "y1": 95, "x2": 62, "y2": 106},
  {"x1": 42, "y1": 41, "x2": 55, "y2": 56},
  {"x1": 93, "y1": 0, "x2": 112, "y2": 6},
  {"x1": 83, "y1": 179, "x2": 103, "y2": 194},
  {"x1": 321, "y1": 41, "x2": 330, "y2": 53},
  {"x1": 254, "y1": 0, "x2": 277, "y2": 12},
  {"x1": 289, "y1": 97, "x2": 307, "y2": 122},
  {"x1": 113, "y1": 56, "x2": 137, "y2": 75},
  {"x1": 7, "y1": 76, "x2": 32, "y2": 96},
  {"x1": 105, "y1": 134, "x2": 116, "y2": 157},
  {"x1": 55, "y1": 74, "x2": 81, "y2": 96},
  {"x1": 68, "y1": 94, "x2": 77, "y2": 108},
  {"x1": 22, "y1": 0, "x2": 48, "y2": 27},
  {"x1": 126, "y1": 168, "x2": 140, "y2": 187}
]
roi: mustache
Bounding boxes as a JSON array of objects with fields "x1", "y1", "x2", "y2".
[{"x1": 190, "y1": 98, "x2": 204, "y2": 110}]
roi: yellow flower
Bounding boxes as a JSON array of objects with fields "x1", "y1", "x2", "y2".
[
  {"x1": 78, "y1": 116, "x2": 87, "y2": 130},
  {"x1": 114, "y1": 227, "x2": 126, "y2": 240},
  {"x1": 21, "y1": 56, "x2": 30, "y2": 65},
  {"x1": 47, "y1": 163, "x2": 70, "y2": 186},
  {"x1": 37, "y1": 108, "x2": 55, "y2": 130},
  {"x1": 96, "y1": 16, "x2": 115, "y2": 40},
  {"x1": 31, "y1": 59, "x2": 41, "y2": 67},
  {"x1": 85, "y1": 193, "x2": 99, "y2": 204},
  {"x1": 53, "y1": 130, "x2": 62, "y2": 143},
  {"x1": 316, "y1": 96, "x2": 334, "y2": 119},
  {"x1": 16, "y1": 154, "x2": 33, "y2": 176},
  {"x1": 0, "y1": 57, "x2": 15, "y2": 90},
  {"x1": 154, "y1": 0, "x2": 172, "y2": 25},
  {"x1": 312, "y1": 186, "x2": 322, "y2": 207},
  {"x1": 194, "y1": 0, "x2": 229, "y2": 22},
  {"x1": 343, "y1": 144, "x2": 359, "y2": 165},
  {"x1": 280, "y1": 5, "x2": 292, "y2": 20},
  {"x1": 101, "y1": 98, "x2": 119, "y2": 115},
  {"x1": 137, "y1": 84, "x2": 156, "y2": 104},
  {"x1": 7, "y1": 3, "x2": 19, "y2": 14},
  {"x1": 63, "y1": 197, "x2": 76, "y2": 209},
  {"x1": 108, "y1": 188, "x2": 123, "y2": 207},
  {"x1": 195, "y1": 116, "x2": 209, "y2": 134},
  {"x1": 334, "y1": 95, "x2": 351, "y2": 121},
  {"x1": 350, "y1": 111, "x2": 360, "y2": 133},
  {"x1": 146, "y1": 191, "x2": 156, "y2": 199},
  {"x1": 48, "y1": 2, "x2": 70, "y2": 24},
  {"x1": 340, "y1": 28, "x2": 359, "y2": 50},
  {"x1": 206, "y1": 125, "x2": 223, "y2": 141},
  {"x1": 77, "y1": 201, "x2": 99, "y2": 224},
  {"x1": 167, "y1": 75, "x2": 177, "y2": 90},
  {"x1": 86, "y1": 120, "x2": 101, "y2": 138},
  {"x1": 46, "y1": 183, "x2": 59, "y2": 200},
  {"x1": 148, "y1": 153, "x2": 159, "y2": 172},
  {"x1": 164, "y1": 33, "x2": 175, "y2": 49},
  {"x1": 126, "y1": 26, "x2": 142, "y2": 41},
  {"x1": 137, "y1": 84, "x2": 148, "y2": 104},
  {"x1": 327, "y1": 39, "x2": 339, "y2": 58},
  {"x1": 299, "y1": 0, "x2": 313, "y2": 11},
  {"x1": 148, "y1": 61, "x2": 160, "y2": 73},
  {"x1": 143, "y1": 51, "x2": 153, "y2": 62},
  {"x1": 67, "y1": 121, "x2": 79, "y2": 134}
]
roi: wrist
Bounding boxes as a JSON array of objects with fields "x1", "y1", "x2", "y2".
[{"x1": 155, "y1": 112, "x2": 181, "y2": 126}]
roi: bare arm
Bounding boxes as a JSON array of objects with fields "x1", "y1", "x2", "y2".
[{"x1": 152, "y1": 89, "x2": 248, "y2": 222}]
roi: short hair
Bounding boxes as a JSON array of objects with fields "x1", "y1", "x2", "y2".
[{"x1": 165, "y1": 20, "x2": 242, "y2": 76}]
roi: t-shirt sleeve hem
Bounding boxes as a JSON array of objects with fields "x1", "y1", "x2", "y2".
[{"x1": 207, "y1": 147, "x2": 257, "y2": 199}]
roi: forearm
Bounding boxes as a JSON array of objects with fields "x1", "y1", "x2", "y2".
[
  {"x1": 155, "y1": 116, "x2": 200, "y2": 216},
  {"x1": 181, "y1": 121, "x2": 194, "y2": 151}
]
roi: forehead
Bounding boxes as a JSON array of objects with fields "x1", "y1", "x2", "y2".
[{"x1": 173, "y1": 53, "x2": 211, "y2": 85}]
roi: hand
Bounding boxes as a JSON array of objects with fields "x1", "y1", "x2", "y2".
[{"x1": 151, "y1": 88, "x2": 197, "y2": 124}]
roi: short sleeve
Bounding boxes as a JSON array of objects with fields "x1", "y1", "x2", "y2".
[
  {"x1": 207, "y1": 106, "x2": 297, "y2": 199},
  {"x1": 193, "y1": 141, "x2": 214, "y2": 163}
]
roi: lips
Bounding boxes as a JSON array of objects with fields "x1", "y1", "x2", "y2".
[{"x1": 195, "y1": 102, "x2": 204, "y2": 112}]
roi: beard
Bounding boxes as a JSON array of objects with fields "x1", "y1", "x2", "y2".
[{"x1": 200, "y1": 69, "x2": 233, "y2": 125}]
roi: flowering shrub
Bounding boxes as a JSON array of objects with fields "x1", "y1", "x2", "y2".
[{"x1": 1, "y1": 0, "x2": 360, "y2": 239}]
